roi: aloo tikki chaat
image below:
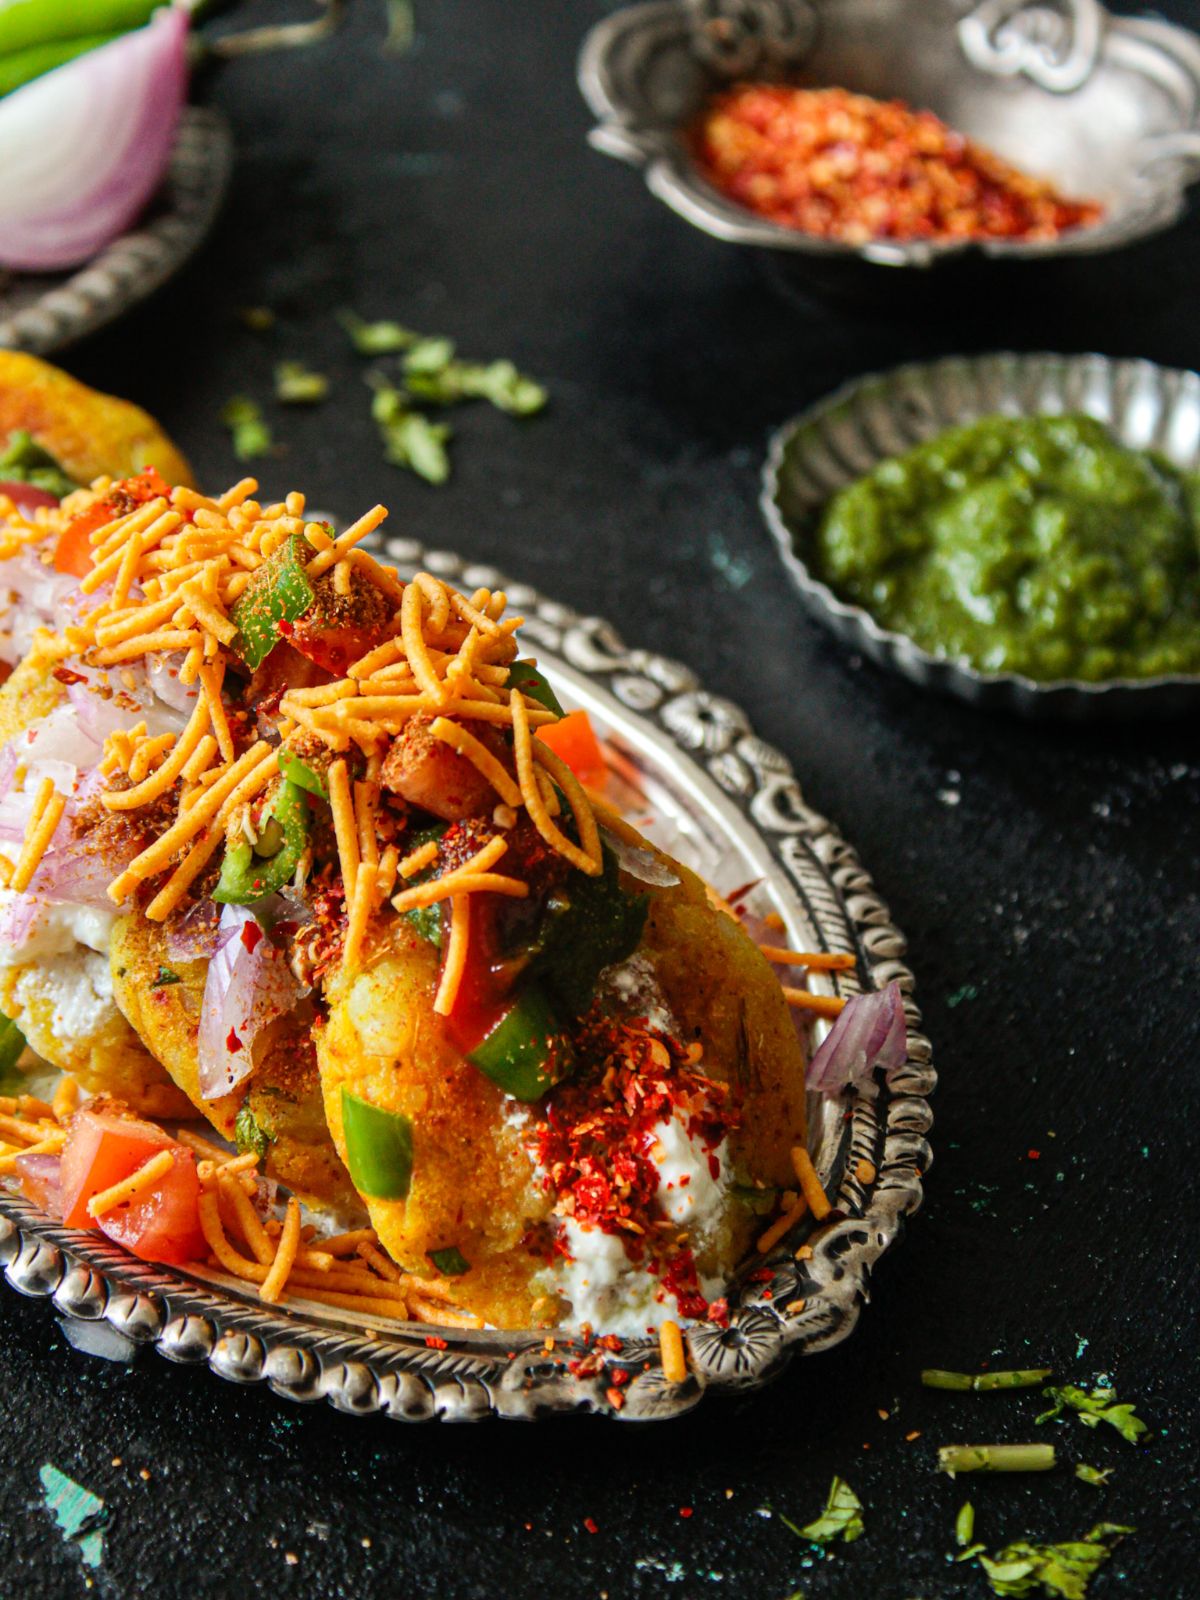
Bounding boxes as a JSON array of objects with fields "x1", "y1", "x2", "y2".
[{"x1": 0, "y1": 356, "x2": 899, "y2": 1342}]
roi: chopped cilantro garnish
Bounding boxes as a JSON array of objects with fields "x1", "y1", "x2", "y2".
[
  {"x1": 337, "y1": 309, "x2": 418, "y2": 355},
  {"x1": 1074, "y1": 1464, "x2": 1113, "y2": 1487},
  {"x1": 427, "y1": 1246, "x2": 470, "y2": 1277},
  {"x1": 1036, "y1": 1385, "x2": 1148, "y2": 1445},
  {"x1": 405, "y1": 355, "x2": 548, "y2": 416},
  {"x1": 370, "y1": 384, "x2": 451, "y2": 484},
  {"x1": 778, "y1": 1475, "x2": 864, "y2": 1546},
  {"x1": 384, "y1": 0, "x2": 414, "y2": 52},
  {"x1": 275, "y1": 362, "x2": 330, "y2": 404},
  {"x1": 220, "y1": 397, "x2": 273, "y2": 462},
  {"x1": 972, "y1": 1522, "x2": 1133, "y2": 1598},
  {"x1": 238, "y1": 306, "x2": 276, "y2": 332},
  {"x1": 956, "y1": 1501, "x2": 976, "y2": 1548},
  {"x1": 150, "y1": 967, "x2": 181, "y2": 989},
  {"x1": 234, "y1": 1105, "x2": 273, "y2": 1163}
]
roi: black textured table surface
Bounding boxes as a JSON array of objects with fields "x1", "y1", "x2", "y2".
[{"x1": 3, "y1": 4, "x2": 1199, "y2": 1597}]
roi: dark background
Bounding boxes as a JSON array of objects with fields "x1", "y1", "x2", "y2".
[{"x1": 3, "y1": 2, "x2": 1199, "y2": 1596}]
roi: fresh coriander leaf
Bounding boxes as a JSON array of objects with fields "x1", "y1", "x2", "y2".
[
  {"x1": 789, "y1": 1476, "x2": 864, "y2": 1546},
  {"x1": 150, "y1": 966, "x2": 181, "y2": 989},
  {"x1": 403, "y1": 336, "x2": 456, "y2": 375},
  {"x1": 956, "y1": 1502, "x2": 976, "y2": 1548},
  {"x1": 955, "y1": 1543, "x2": 987, "y2": 1564},
  {"x1": 461, "y1": 357, "x2": 548, "y2": 416},
  {"x1": 974, "y1": 1523, "x2": 1133, "y2": 1599},
  {"x1": 338, "y1": 309, "x2": 418, "y2": 355},
  {"x1": 238, "y1": 306, "x2": 275, "y2": 332},
  {"x1": 427, "y1": 1246, "x2": 470, "y2": 1276},
  {"x1": 275, "y1": 361, "x2": 329, "y2": 404},
  {"x1": 371, "y1": 387, "x2": 451, "y2": 484},
  {"x1": 1038, "y1": 1385, "x2": 1148, "y2": 1445},
  {"x1": 1074, "y1": 1464, "x2": 1112, "y2": 1487},
  {"x1": 234, "y1": 1104, "x2": 273, "y2": 1162},
  {"x1": 384, "y1": 0, "x2": 414, "y2": 53},
  {"x1": 220, "y1": 397, "x2": 273, "y2": 462}
]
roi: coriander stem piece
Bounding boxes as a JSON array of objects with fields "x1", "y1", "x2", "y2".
[
  {"x1": 921, "y1": 1367, "x2": 1052, "y2": 1391},
  {"x1": 937, "y1": 1444, "x2": 1056, "y2": 1476},
  {"x1": 922, "y1": 1369, "x2": 974, "y2": 1391},
  {"x1": 973, "y1": 1368, "x2": 1053, "y2": 1391}
]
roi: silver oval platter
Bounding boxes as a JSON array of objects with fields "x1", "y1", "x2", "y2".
[
  {"x1": 0, "y1": 538, "x2": 934, "y2": 1422},
  {"x1": 763, "y1": 350, "x2": 1200, "y2": 722},
  {"x1": 0, "y1": 107, "x2": 233, "y2": 357}
]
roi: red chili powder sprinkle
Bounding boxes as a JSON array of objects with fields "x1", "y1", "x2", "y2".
[
  {"x1": 584, "y1": 1517, "x2": 600, "y2": 1535},
  {"x1": 1028, "y1": 1149, "x2": 1041, "y2": 1160},
  {"x1": 536, "y1": 1016, "x2": 740, "y2": 1323},
  {"x1": 679, "y1": 1507, "x2": 694, "y2": 1519},
  {"x1": 424, "y1": 1335, "x2": 448, "y2": 1350},
  {"x1": 691, "y1": 84, "x2": 1102, "y2": 244}
]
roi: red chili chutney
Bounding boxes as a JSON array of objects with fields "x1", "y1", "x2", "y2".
[{"x1": 691, "y1": 84, "x2": 1102, "y2": 243}]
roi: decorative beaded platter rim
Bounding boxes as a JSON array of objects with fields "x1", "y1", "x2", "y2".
[
  {"x1": 0, "y1": 108, "x2": 233, "y2": 356},
  {"x1": 763, "y1": 350, "x2": 1200, "y2": 721},
  {"x1": 0, "y1": 538, "x2": 934, "y2": 1422}
]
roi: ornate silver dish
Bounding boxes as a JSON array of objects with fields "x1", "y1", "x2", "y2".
[
  {"x1": 578, "y1": 0, "x2": 1200, "y2": 271},
  {"x1": 0, "y1": 538, "x2": 934, "y2": 1422},
  {"x1": 762, "y1": 350, "x2": 1200, "y2": 721},
  {"x1": 0, "y1": 107, "x2": 233, "y2": 356}
]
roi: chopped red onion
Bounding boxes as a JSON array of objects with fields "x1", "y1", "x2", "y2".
[
  {"x1": 0, "y1": 10, "x2": 188, "y2": 272},
  {"x1": 807, "y1": 981, "x2": 907, "y2": 1095},
  {"x1": 14, "y1": 1151, "x2": 62, "y2": 1217},
  {"x1": 165, "y1": 899, "x2": 222, "y2": 962},
  {"x1": 600, "y1": 825, "x2": 681, "y2": 888},
  {"x1": 197, "y1": 905, "x2": 303, "y2": 1099}
]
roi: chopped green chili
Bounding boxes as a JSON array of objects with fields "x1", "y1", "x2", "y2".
[{"x1": 340, "y1": 1090, "x2": 414, "y2": 1200}]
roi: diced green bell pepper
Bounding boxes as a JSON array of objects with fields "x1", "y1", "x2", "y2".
[
  {"x1": 427, "y1": 1246, "x2": 470, "y2": 1277},
  {"x1": 0, "y1": 1012, "x2": 25, "y2": 1087},
  {"x1": 340, "y1": 1090, "x2": 413, "y2": 1199},
  {"x1": 277, "y1": 747, "x2": 329, "y2": 802},
  {"x1": 506, "y1": 659, "x2": 564, "y2": 718},
  {"x1": 467, "y1": 984, "x2": 573, "y2": 1102},
  {"x1": 213, "y1": 780, "x2": 310, "y2": 904},
  {"x1": 230, "y1": 533, "x2": 315, "y2": 669}
]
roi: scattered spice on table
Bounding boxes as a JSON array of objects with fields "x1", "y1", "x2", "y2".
[{"x1": 691, "y1": 84, "x2": 1102, "y2": 244}]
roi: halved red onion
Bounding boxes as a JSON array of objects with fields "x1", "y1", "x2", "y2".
[
  {"x1": 197, "y1": 905, "x2": 303, "y2": 1099},
  {"x1": 0, "y1": 10, "x2": 188, "y2": 272},
  {"x1": 807, "y1": 981, "x2": 907, "y2": 1095},
  {"x1": 0, "y1": 481, "x2": 59, "y2": 517}
]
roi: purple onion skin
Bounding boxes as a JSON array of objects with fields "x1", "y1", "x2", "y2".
[{"x1": 807, "y1": 981, "x2": 906, "y2": 1095}]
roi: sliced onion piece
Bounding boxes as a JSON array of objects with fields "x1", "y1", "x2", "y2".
[
  {"x1": 0, "y1": 481, "x2": 59, "y2": 517},
  {"x1": 198, "y1": 905, "x2": 303, "y2": 1099},
  {"x1": 0, "y1": 9, "x2": 188, "y2": 272},
  {"x1": 807, "y1": 981, "x2": 907, "y2": 1096},
  {"x1": 600, "y1": 825, "x2": 680, "y2": 888}
]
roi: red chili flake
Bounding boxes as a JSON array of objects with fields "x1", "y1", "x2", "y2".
[
  {"x1": 747, "y1": 1268, "x2": 775, "y2": 1283},
  {"x1": 51, "y1": 667, "x2": 88, "y2": 686},
  {"x1": 241, "y1": 920, "x2": 263, "y2": 952},
  {"x1": 424, "y1": 1335, "x2": 448, "y2": 1350},
  {"x1": 691, "y1": 84, "x2": 1102, "y2": 244},
  {"x1": 278, "y1": 618, "x2": 294, "y2": 636},
  {"x1": 1028, "y1": 1149, "x2": 1041, "y2": 1160},
  {"x1": 584, "y1": 1517, "x2": 599, "y2": 1535},
  {"x1": 598, "y1": 1334, "x2": 623, "y2": 1352},
  {"x1": 679, "y1": 1507, "x2": 693, "y2": 1519},
  {"x1": 605, "y1": 1388, "x2": 626, "y2": 1412},
  {"x1": 609, "y1": 1367, "x2": 630, "y2": 1387},
  {"x1": 225, "y1": 1028, "x2": 243, "y2": 1053}
]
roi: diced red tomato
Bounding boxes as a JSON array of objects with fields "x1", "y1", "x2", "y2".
[
  {"x1": 52, "y1": 467, "x2": 171, "y2": 578},
  {"x1": 440, "y1": 894, "x2": 510, "y2": 1054},
  {"x1": 537, "y1": 710, "x2": 607, "y2": 788},
  {"x1": 289, "y1": 615, "x2": 387, "y2": 678},
  {"x1": 95, "y1": 1149, "x2": 205, "y2": 1266},
  {"x1": 59, "y1": 1108, "x2": 173, "y2": 1228}
]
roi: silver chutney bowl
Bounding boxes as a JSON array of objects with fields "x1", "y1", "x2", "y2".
[
  {"x1": 579, "y1": 0, "x2": 1200, "y2": 285},
  {"x1": 762, "y1": 350, "x2": 1200, "y2": 721}
]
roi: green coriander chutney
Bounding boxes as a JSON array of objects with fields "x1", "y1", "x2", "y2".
[{"x1": 812, "y1": 413, "x2": 1200, "y2": 681}]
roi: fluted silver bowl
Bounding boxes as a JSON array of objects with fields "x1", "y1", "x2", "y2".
[
  {"x1": 762, "y1": 351, "x2": 1200, "y2": 720},
  {"x1": 579, "y1": 0, "x2": 1200, "y2": 271}
]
